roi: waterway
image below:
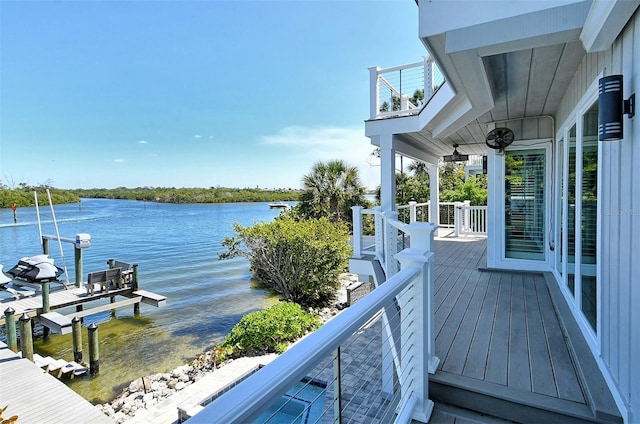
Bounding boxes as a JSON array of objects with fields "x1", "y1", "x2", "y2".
[{"x1": 0, "y1": 198, "x2": 290, "y2": 403}]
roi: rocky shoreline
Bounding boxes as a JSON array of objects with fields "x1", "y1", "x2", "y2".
[{"x1": 95, "y1": 274, "x2": 360, "y2": 423}]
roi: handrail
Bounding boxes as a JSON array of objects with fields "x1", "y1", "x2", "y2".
[
  {"x1": 187, "y1": 265, "x2": 422, "y2": 423},
  {"x1": 369, "y1": 56, "x2": 445, "y2": 120}
]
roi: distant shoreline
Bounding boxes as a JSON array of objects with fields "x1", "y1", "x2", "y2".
[{"x1": 1, "y1": 186, "x2": 302, "y2": 208}]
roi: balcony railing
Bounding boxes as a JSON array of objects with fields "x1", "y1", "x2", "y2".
[
  {"x1": 187, "y1": 220, "x2": 438, "y2": 424},
  {"x1": 369, "y1": 56, "x2": 445, "y2": 120}
]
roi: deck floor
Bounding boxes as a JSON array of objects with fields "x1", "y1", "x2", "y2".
[{"x1": 433, "y1": 239, "x2": 585, "y2": 403}]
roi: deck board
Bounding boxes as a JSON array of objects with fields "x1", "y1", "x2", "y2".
[
  {"x1": 524, "y1": 273, "x2": 558, "y2": 398},
  {"x1": 442, "y1": 270, "x2": 489, "y2": 375},
  {"x1": 0, "y1": 342, "x2": 111, "y2": 423},
  {"x1": 507, "y1": 272, "x2": 531, "y2": 392},
  {"x1": 462, "y1": 271, "x2": 500, "y2": 380},
  {"x1": 484, "y1": 272, "x2": 511, "y2": 386}
]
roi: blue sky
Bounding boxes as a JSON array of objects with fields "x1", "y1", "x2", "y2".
[{"x1": 0, "y1": 0, "x2": 424, "y2": 190}]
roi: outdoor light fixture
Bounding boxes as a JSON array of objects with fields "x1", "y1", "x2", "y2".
[
  {"x1": 598, "y1": 75, "x2": 635, "y2": 141},
  {"x1": 443, "y1": 144, "x2": 469, "y2": 163}
]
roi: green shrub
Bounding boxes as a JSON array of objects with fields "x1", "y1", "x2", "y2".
[
  {"x1": 220, "y1": 216, "x2": 351, "y2": 307},
  {"x1": 222, "y1": 302, "x2": 321, "y2": 355}
]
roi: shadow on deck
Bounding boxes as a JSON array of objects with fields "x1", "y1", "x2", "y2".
[{"x1": 427, "y1": 238, "x2": 621, "y2": 423}]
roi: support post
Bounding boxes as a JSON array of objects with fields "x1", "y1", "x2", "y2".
[
  {"x1": 428, "y1": 164, "x2": 439, "y2": 228},
  {"x1": 75, "y1": 246, "x2": 82, "y2": 288},
  {"x1": 42, "y1": 237, "x2": 49, "y2": 255},
  {"x1": 378, "y1": 134, "x2": 396, "y2": 213},
  {"x1": 42, "y1": 281, "x2": 50, "y2": 313},
  {"x1": 72, "y1": 316, "x2": 83, "y2": 363},
  {"x1": 423, "y1": 55, "x2": 434, "y2": 100},
  {"x1": 19, "y1": 313, "x2": 34, "y2": 362},
  {"x1": 333, "y1": 347, "x2": 342, "y2": 424},
  {"x1": 368, "y1": 66, "x2": 381, "y2": 119},
  {"x1": 395, "y1": 222, "x2": 438, "y2": 422},
  {"x1": 4, "y1": 308, "x2": 17, "y2": 352},
  {"x1": 88, "y1": 323, "x2": 99, "y2": 375},
  {"x1": 133, "y1": 264, "x2": 140, "y2": 315},
  {"x1": 382, "y1": 211, "x2": 399, "y2": 277},
  {"x1": 351, "y1": 206, "x2": 363, "y2": 259}
]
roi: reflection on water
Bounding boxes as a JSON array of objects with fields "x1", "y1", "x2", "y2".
[{"x1": 0, "y1": 199, "x2": 286, "y2": 403}]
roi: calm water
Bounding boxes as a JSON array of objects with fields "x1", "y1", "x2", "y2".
[{"x1": 0, "y1": 198, "x2": 290, "y2": 403}]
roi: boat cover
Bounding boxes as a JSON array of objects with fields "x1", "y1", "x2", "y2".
[{"x1": 6, "y1": 255, "x2": 64, "y2": 283}]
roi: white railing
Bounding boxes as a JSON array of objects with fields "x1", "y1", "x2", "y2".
[
  {"x1": 188, "y1": 222, "x2": 438, "y2": 424},
  {"x1": 454, "y1": 202, "x2": 488, "y2": 236},
  {"x1": 369, "y1": 56, "x2": 445, "y2": 120}
]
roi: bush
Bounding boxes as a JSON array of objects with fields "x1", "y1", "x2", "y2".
[
  {"x1": 221, "y1": 302, "x2": 321, "y2": 355},
  {"x1": 220, "y1": 217, "x2": 351, "y2": 307}
]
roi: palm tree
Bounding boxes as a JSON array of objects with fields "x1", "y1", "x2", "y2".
[
  {"x1": 300, "y1": 160, "x2": 367, "y2": 224},
  {"x1": 407, "y1": 160, "x2": 428, "y2": 176}
]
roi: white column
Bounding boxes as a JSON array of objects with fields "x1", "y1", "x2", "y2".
[
  {"x1": 351, "y1": 206, "x2": 363, "y2": 259},
  {"x1": 429, "y1": 164, "x2": 439, "y2": 229},
  {"x1": 383, "y1": 211, "x2": 399, "y2": 277},
  {"x1": 379, "y1": 134, "x2": 396, "y2": 213},
  {"x1": 409, "y1": 201, "x2": 417, "y2": 223},
  {"x1": 395, "y1": 222, "x2": 437, "y2": 423}
]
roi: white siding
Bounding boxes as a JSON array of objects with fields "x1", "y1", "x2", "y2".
[{"x1": 556, "y1": 8, "x2": 640, "y2": 421}]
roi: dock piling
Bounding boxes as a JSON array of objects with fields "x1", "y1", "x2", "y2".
[
  {"x1": 133, "y1": 264, "x2": 140, "y2": 315},
  {"x1": 88, "y1": 323, "x2": 99, "y2": 375},
  {"x1": 72, "y1": 317, "x2": 83, "y2": 363},
  {"x1": 19, "y1": 313, "x2": 34, "y2": 362},
  {"x1": 75, "y1": 247, "x2": 83, "y2": 288},
  {"x1": 4, "y1": 307, "x2": 17, "y2": 352}
]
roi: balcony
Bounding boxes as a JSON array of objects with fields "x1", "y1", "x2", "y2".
[
  {"x1": 369, "y1": 57, "x2": 445, "y2": 121},
  {"x1": 187, "y1": 206, "x2": 621, "y2": 424}
]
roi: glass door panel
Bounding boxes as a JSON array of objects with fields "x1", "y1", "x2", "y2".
[
  {"x1": 505, "y1": 150, "x2": 545, "y2": 261},
  {"x1": 581, "y1": 103, "x2": 598, "y2": 331},
  {"x1": 568, "y1": 125, "x2": 577, "y2": 294}
]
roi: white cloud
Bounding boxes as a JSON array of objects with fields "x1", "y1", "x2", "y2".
[
  {"x1": 138, "y1": 140, "x2": 148, "y2": 144},
  {"x1": 114, "y1": 158, "x2": 125, "y2": 163},
  {"x1": 194, "y1": 134, "x2": 202, "y2": 139},
  {"x1": 260, "y1": 126, "x2": 380, "y2": 189}
]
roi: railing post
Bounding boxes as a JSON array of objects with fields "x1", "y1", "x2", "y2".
[
  {"x1": 351, "y1": 206, "x2": 363, "y2": 259},
  {"x1": 409, "y1": 201, "x2": 417, "y2": 223},
  {"x1": 383, "y1": 211, "x2": 399, "y2": 277},
  {"x1": 454, "y1": 202, "x2": 463, "y2": 237},
  {"x1": 423, "y1": 55, "x2": 434, "y2": 100},
  {"x1": 374, "y1": 207, "x2": 385, "y2": 265},
  {"x1": 369, "y1": 66, "x2": 381, "y2": 119},
  {"x1": 395, "y1": 222, "x2": 438, "y2": 422},
  {"x1": 75, "y1": 246, "x2": 82, "y2": 288},
  {"x1": 333, "y1": 347, "x2": 342, "y2": 424},
  {"x1": 464, "y1": 200, "x2": 471, "y2": 234}
]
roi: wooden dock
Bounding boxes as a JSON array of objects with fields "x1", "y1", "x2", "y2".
[
  {"x1": 0, "y1": 282, "x2": 166, "y2": 327},
  {"x1": 0, "y1": 341, "x2": 112, "y2": 423}
]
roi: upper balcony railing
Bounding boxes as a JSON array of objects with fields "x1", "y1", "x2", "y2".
[{"x1": 369, "y1": 56, "x2": 445, "y2": 120}]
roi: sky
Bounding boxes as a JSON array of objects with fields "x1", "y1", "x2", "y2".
[{"x1": 0, "y1": 0, "x2": 425, "y2": 190}]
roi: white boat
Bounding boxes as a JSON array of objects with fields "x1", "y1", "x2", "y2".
[{"x1": 268, "y1": 202, "x2": 288, "y2": 209}]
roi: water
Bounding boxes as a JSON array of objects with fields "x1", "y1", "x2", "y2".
[{"x1": 0, "y1": 198, "x2": 291, "y2": 403}]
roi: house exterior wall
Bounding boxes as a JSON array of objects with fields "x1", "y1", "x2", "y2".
[{"x1": 555, "y1": 8, "x2": 640, "y2": 421}]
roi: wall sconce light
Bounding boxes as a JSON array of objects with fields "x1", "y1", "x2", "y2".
[{"x1": 599, "y1": 75, "x2": 635, "y2": 141}]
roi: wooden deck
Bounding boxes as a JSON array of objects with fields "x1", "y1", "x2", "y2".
[
  {"x1": 0, "y1": 341, "x2": 112, "y2": 423},
  {"x1": 428, "y1": 238, "x2": 621, "y2": 423}
]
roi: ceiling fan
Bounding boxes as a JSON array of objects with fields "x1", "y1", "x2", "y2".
[
  {"x1": 443, "y1": 144, "x2": 469, "y2": 163},
  {"x1": 485, "y1": 127, "x2": 514, "y2": 151}
]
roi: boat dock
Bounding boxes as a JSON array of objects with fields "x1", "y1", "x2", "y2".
[
  {"x1": 1, "y1": 262, "x2": 166, "y2": 328},
  {"x1": 0, "y1": 341, "x2": 112, "y2": 423}
]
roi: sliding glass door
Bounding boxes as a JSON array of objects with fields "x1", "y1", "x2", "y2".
[{"x1": 504, "y1": 150, "x2": 546, "y2": 261}]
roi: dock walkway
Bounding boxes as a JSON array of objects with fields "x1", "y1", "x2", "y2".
[{"x1": 0, "y1": 341, "x2": 111, "y2": 423}]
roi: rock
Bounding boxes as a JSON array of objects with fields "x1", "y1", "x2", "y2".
[
  {"x1": 143, "y1": 392, "x2": 154, "y2": 404},
  {"x1": 128, "y1": 380, "x2": 139, "y2": 393},
  {"x1": 175, "y1": 381, "x2": 186, "y2": 391},
  {"x1": 167, "y1": 378, "x2": 179, "y2": 389},
  {"x1": 113, "y1": 411, "x2": 127, "y2": 423}
]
